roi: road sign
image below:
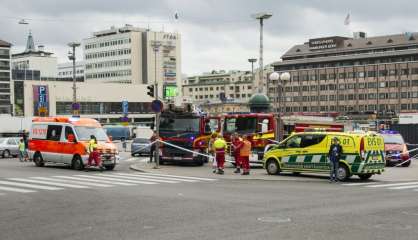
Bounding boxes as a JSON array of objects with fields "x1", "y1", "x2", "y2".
[
  {"x1": 151, "y1": 100, "x2": 163, "y2": 113},
  {"x1": 122, "y1": 100, "x2": 128, "y2": 116}
]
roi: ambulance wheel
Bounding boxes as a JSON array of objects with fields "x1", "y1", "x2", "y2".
[
  {"x1": 266, "y1": 159, "x2": 280, "y2": 175},
  {"x1": 72, "y1": 155, "x2": 84, "y2": 170},
  {"x1": 358, "y1": 173, "x2": 373, "y2": 180},
  {"x1": 195, "y1": 159, "x2": 204, "y2": 166},
  {"x1": 337, "y1": 165, "x2": 350, "y2": 181},
  {"x1": 33, "y1": 152, "x2": 44, "y2": 167},
  {"x1": 105, "y1": 165, "x2": 115, "y2": 170}
]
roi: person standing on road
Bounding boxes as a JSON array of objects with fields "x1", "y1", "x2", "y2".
[
  {"x1": 328, "y1": 137, "x2": 343, "y2": 182},
  {"x1": 240, "y1": 135, "x2": 252, "y2": 175},
  {"x1": 18, "y1": 139, "x2": 26, "y2": 162},
  {"x1": 22, "y1": 130, "x2": 30, "y2": 162},
  {"x1": 149, "y1": 131, "x2": 157, "y2": 163},
  {"x1": 213, "y1": 134, "x2": 227, "y2": 175},
  {"x1": 232, "y1": 133, "x2": 243, "y2": 173},
  {"x1": 209, "y1": 132, "x2": 218, "y2": 173}
]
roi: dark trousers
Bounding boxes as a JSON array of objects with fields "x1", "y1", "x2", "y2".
[
  {"x1": 150, "y1": 147, "x2": 155, "y2": 162},
  {"x1": 330, "y1": 158, "x2": 339, "y2": 180}
]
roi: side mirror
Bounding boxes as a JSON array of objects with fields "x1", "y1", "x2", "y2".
[{"x1": 67, "y1": 134, "x2": 76, "y2": 143}]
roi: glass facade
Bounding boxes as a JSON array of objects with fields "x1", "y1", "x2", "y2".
[{"x1": 56, "y1": 102, "x2": 152, "y2": 115}]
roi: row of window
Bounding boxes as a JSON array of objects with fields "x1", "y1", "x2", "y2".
[
  {"x1": 0, "y1": 49, "x2": 10, "y2": 56},
  {"x1": 195, "y1": 93, "x2": 252, "y2": 100},
  {"x1": 85, "y1": 38, "x2": 131, "y2": 50},
  {"x1": 189, "y1": 85, "x2": 252, "y2": 92},
  {"x1": 58, "y1": 69, "x2": 84, "y2": 76},
  {"x1": 279, "y1": 103, "x2": 418, "y2": 113},
  {"x1": 290, "y1": 69, "x2": 418, "y2": 81},
  {"x1": 281, "y1": 80, "x2": 418, "y2": 92},
  {"x1": 86, "y1": 70, "x2": 131, "y2": 79},
  {"x1": 56, "y1": 102, "x2": 152, "y2": 115},
  {"x1": 85, "y1": 48, "x2": 131, "y2": 60},
  {"x1": 85, "y1": 59, "x2": 131, "y2": 70},
  {"x1": 279, "y1": 55, "x2": 418, "y2": 71}
]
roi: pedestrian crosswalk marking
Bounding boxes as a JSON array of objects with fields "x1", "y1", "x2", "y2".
[
  {"x1": 54, "y1": 175, "x2": 136, "y2": 186},
  {"x1": 342, "y1": 182, "x2": 378, "y2": 186},
  {"x1": 114, "y1": 173, "x2": 197, "y2": 183},
  {"x1": 0, "y1": 180, "x2": 63, "y2": 191},
  {"x1": 0, "y1": 186, "x2": 36, "y2": 193},
  {"x1": 73, "y1": 174, "x2": 158, "y2": 185},
  {"x1": 8, "y1": 178, "x2": 90, "y2": 189},
  {"x1": 32, "y1": 177, "x2": 114, "y2": 188},
  {"x1": 0, "y1": 172, "x2": 217, "y2": 196},
  {"x1": 129, "y1": 172, "x2": 217, "y2": 181},
  {"x1": 366, "y1": 182, "x2": 418, "y2": 188},
  {"x1": 388, "y1": 185, "x2": 418, "y2": 190},
  {"x1": 98, "y1": 174, "x2": 180, "y2": 184}
]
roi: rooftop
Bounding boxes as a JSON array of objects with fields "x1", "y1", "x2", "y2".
[{"x1": 0, "y1": 39, "x2": 12, "y2": 48}]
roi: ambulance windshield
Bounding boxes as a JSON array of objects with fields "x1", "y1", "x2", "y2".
[{"x1": 75, "y1": 126, "x2": 109, "y2": 141}]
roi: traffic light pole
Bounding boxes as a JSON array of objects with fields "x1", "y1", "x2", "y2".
[{"x1": 152, "y1": 39, "x2": 162, "y2": 169}]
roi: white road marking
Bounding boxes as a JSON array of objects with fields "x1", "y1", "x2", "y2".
[
  {"x1": 74, "y1": 175, "x2": 157, "y2": 185},
  {"x1": 366, "y1": 182, "x2": 418, "y2": 188},
  {"x1": 97, "y1": 174, "x2": 179, "y2": 183},
  {"x1": 114, "y1": 173, "x2": 197, "y2": 182},
  {"x1": 342, "y1": 182, "x2": 379, "y2": 186},
  {"x1": 31, "y1": 177, "x2": 114, "y2": 188},
  {"x1": 388, "y1": 185, "x2": 418, "y2": 190},
  {"x1": 130, "y1": 173, "x2": 217, "y2": 181},
  {"x1": 8, "y1": 178, "x2": 90, "y2": 189},
  {"x1": 0, "y1": 180, "x2": 63, "y2": 191},
  {"x1": 0, "y1": 186, "x2": 36, "y2": 193},
  {"x1": 53, "y1": 176, "x2": 135, "y2": 186}
]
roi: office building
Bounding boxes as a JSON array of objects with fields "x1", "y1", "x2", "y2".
[
  {"x1": 271, "y1": 32, "x2": 418, "y2": 115},
  {"x1": 0, "y1": 39, "x2": 12, "y2": 114},
  {"x1": 57, "y1": 61, "x2": 85, "y2": 82},
  {"x1": 83, "y1": 25, "x2": 181, "y2": 98}
]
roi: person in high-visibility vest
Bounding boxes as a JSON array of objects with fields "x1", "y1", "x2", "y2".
[
  {"x1": 213, "y1": 135, "x2": 227, "y2": 175},
  {"x1": 209, "y1": 132, "x2": 218, "y2": 173},
  {"x1": 232, "y1": 133, "x2": 243, "y2": 174},
  {"x1": 87, "y1": 135, "x2": 103, "y2": 171},
  {"x1": 240, "y1": 135, "x2": 252, "y2": 175}
]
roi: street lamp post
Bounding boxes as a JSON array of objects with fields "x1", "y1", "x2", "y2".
[
  {"x1": 252, "y1": 12, "x2": 272, "y2": 94},
  {"x1": 270, "y1": 71, "x2": 290, "y2": 140},
  {"x1": 151, "y1": 39, "x2": 162, "y2": 169},
  {"x1": 68, "y1": 42, "x2": 81, "y2": 117},
  {"x1": 248, "y1": 58, "x2": 257, "y2": 93}
]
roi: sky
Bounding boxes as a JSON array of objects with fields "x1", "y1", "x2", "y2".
[{"x1": 1, "y1": 0, "x2": 417, "y2": 75}]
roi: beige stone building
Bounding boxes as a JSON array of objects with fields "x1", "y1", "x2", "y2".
[{"x1": 271, "y1": 32, "x2": 418, "y2": 115}]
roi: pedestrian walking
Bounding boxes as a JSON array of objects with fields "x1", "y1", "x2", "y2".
[
  {"x1": 213, "y1": 134, "x2": 227, "y2": 175},
  {"x1": 240, "y1": 135, "x2": 252, "y2": 175},
  {"x1": 121, "y1": 137, "x2": 127, "y2": 152},
  {"x1": 22, "y1": 130, "x2": 30, "y2": 161},
  {"x1": 149, "y1": 131, "x2": 157, "y2": 163},
  {"x1": 86, "y1": 135, "x2": 104, "y2": 171},
  {"x1": 18, "y1": 139, "x2": 26, "y2": 162},
  {"x1": 232, "y1": 133, "x2": 243, "y2": 173},
  {"x1": 328, "y1": 137, "x2": 343, "y2": 182}
]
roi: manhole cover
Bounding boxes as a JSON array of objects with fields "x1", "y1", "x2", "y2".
[{"x1": 257, "y1": 216, "x2": 291, "y2": 223}]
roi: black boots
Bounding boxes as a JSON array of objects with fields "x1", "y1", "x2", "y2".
[{"x1": 234, "y1": 168, "x2": 241, "y2": 174}]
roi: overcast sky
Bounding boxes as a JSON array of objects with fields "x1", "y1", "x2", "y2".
[{"x1": 1, "y1": 0, "x2": 417, "y2": 75}]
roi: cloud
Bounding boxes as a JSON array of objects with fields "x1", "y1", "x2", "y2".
[{"x1": 1, "y1": 0, "x2": 417, "y2": 75}]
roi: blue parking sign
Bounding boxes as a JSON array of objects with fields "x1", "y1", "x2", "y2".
[{"x1": 122, "y1": 100, "x2": 128, "y2": 116}]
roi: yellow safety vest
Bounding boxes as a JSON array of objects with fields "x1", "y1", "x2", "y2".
[{"x1": 88, "y1": 139, "x2": 98, "y2": 152}]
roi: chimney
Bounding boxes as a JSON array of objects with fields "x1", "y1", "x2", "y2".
[{"x1": 353, "y1": 32, "x2": 367, "y2": 39}]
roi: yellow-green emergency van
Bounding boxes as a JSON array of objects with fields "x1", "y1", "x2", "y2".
[{"x1": 263, "y1": 132, "x2": 385, "y2": 181}]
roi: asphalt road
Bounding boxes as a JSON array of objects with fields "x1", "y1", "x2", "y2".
[{"x1": 1, "y1": 155, "x2": 418, "y2": 240}]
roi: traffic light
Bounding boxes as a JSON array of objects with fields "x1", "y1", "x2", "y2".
[{"x1": 147, "y1": 85, "x2": 155, "y2": 97}]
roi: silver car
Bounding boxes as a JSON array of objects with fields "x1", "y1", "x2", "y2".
[
  {"x1": 131, "y1": 138, "x2": 151, "y2": 157},
  {"x1": 0, "y1": 137, "x2": 21, "y2": 158}
]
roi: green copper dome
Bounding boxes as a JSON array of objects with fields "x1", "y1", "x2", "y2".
[{"x1": 248, "y1": 93, "x2": 270, "y2": 113}]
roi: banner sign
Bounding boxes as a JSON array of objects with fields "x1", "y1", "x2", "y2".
[{"x1": 33, "y1": 85, "x2": 49, "y2": 116}]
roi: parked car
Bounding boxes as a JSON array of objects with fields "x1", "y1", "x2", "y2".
[
  {"x1": 104, "y1": 126, "x2": 131, "y2": 141},
  {"x1": 380, "y1": 130, "x2": 410, "y2": 167},
  {"x1": 0, "y1": 137, "x2": 20, "y2": 158},
  {"x1": 131, "y1": 137, "x2": 151, "y2": 157}
]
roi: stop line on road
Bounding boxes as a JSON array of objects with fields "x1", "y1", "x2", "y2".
[
  {"x1": 0, "y1": 173, "x2": 217, "y2": 196},
  {"x1": 343, "y1": 181, "x2": 418, "y2": 192}
]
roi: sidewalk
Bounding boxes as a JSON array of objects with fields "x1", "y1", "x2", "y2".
[{"x1": 130, "y1": 159, "x2": 418, "y2": 183}]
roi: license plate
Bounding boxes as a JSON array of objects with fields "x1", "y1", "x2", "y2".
[{"x1": 174, "y1": 156, "x2": 182, "y2": 160}]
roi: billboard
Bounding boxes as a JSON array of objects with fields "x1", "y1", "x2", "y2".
[
  {"x1": 164, "y1": 85, "x2": 178, "y2": 99},
  {"x1": 33, "y1": 85, "x2": 49, "y2": 116}
]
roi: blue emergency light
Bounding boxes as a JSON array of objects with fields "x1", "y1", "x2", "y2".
[{"x1": 379, "y1": 130, "x2": 399, "y2": 134}]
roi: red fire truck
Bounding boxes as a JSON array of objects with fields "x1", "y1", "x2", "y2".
[{"x1": 158, "y1": 108, "x2": 219, "y2": 165}]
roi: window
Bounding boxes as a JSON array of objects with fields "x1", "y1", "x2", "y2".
[
  {"x1": 7, "y1": 138, "x2": 16, "y2": 145},
  {"x1": 401, "y1": 80, "x2": 409, "y2": 87},
  {"x1": 64, "y1": 127, "x2": 75, "y2": 140},
  {"x1": 46, "y1": 125, "x2": 62, "y2": 141},
  {"x1": 367, "y1": 71, "x2": 376, "y2": 77},
  {"x1": 284, "y1": 135, "x2": 302, "y2": 148},
  {"x1": 299, "y1": 135, "x2": 326, "y2": 148}
]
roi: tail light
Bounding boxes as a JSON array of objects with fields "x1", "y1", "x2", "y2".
[
  {"x1": 360, "y1": 137, "x2": 365, "y2": 160},
  {"x1": 401, "y1": 153, "x2": 410, "y2": 161}
]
